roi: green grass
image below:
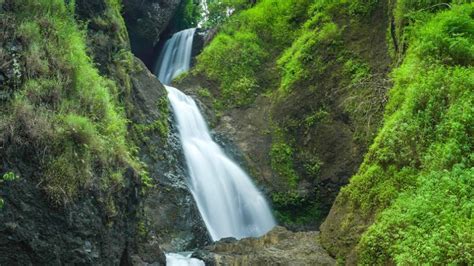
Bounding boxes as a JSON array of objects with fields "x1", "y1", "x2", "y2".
[
  {"x1": 278, "y1": 20, "x2": 341, "y2": 94},
  {"x1": 2, "y1": 0, "x2": 144, "y2": 204},
  {"x1": 335, "y1": 4, "x2": 474, "y2": 263},
  {"x1": 195, "y1": 0, "x2": 314, "y2": 108}
]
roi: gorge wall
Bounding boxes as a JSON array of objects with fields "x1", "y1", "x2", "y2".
[
  {"x1": 0, "y1": 0, "x2": 192, "y2": 263},
  {"x1": 0, "y1": 0, "x2": 472, "y2": 265}
]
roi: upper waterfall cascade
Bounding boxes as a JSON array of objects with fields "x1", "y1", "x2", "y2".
[
  {"x1": 154, "y1": 28, "x2": 276, "y2": 242},
  {"x1": 154, "y1": 28, "x2": 196, "y2": 85}
]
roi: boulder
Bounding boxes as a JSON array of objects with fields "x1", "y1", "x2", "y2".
[
  {"x1": 193, "y1": 226, "x2": 336, "y2": 265},
  {"x1": 122, "y1": 0, "x2": 182, "y2": 67}
]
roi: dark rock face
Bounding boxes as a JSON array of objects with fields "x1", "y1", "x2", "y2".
[
  {"x1": 190, "y1": 28, "x2": 207, "y2": 67},
  {"x1": 129, "y1": 58, "x2": 211, "y2": 252},
  {"x1": 0, "y1": 1, "x2": 149, "y2": 264},
  {"x1": 122, "y1": 0, "x2": 182, "y2": 67},
  {"x1": 0, "y1": 166, "x2": 142, "y2": 264}
]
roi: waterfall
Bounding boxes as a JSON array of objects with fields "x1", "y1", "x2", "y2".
[
  {"x1": 154, "y1": 28, "x2": 196, "y2": 85},
  {"x1": 166, "y1": 252, "x2": 204, "y2": 266},
  {"x1": 155, "y1": 29, "x2": 276, "y2": 242}
]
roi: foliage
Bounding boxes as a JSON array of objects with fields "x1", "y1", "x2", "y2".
[
  {"x1": 391, "y1": 0, "x2": 471, "y2": 59},
  {"x1": 347, "y1": 0, "x2": 379, "y2": 16},
  {"x1": 133, "y1": 95, "x2": 170, "y2": 143},
  {"x1": 0, "y1": 172, "x2": 20, "y2": 209},
  {"x1": 203, "y1": 0, "x2": 252, "y2": 28},
  {"x1": 358, "y1": 166, "x2": 474, "y2": 264},
  {"x1": 271, "y1": 190, "x2": 321, "y2": 226},
  {"x1": 196, "y1": 0, "x2": 393, "y2": 229},
  {"x1": 304, "y1": 109, "x2": 330, "y2": 128},
  {"x1": 278, "y1": 20, "x2": 341, "y2": 93},
  {"x1": 337, "y1": 4, "x2": 474, "y2": 263},
  {"x1": 269, "y1": 128, "x2": 299, "y2": 188},
  {"x1": 195, "y1": 0, "x2": 314, "y2": 108},
  {"x1": 2, "y1": 0, "x2": 144, "y2": 204},
  {"x1": 341, "y1": 58, "x2": 388, "y2": 144},
  {"x1": 197, "y1": 31, "x2": 265, "y2": 107},
  {"x1": 197, "y1": 87, "x2": 212, "y2": 98},
  {"x1": 2, "y1": 172, "x2": 19, "y2": 182},
  {"x1": 174, "y1": 0, "x2": 202, "y2": 30}
]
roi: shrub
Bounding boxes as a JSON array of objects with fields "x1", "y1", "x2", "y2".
[
  {"x1": 196, "y1": 30, "x2": 266, "y2": 107},
  {"x1": 278, "y1": 21, "x2": 340, "y2": 93}
]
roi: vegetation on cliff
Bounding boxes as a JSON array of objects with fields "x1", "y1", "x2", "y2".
[
  {"x1": 186, "y1": 0, "x2": 473, "y2": 263},
  {"x1": 0, "y1": 0, "x2": 150, "y2": 205},
  {"x1": 191, "y1": 0, "x2": 391, "y2": 228},
  {"x1": 341, "y1": 4, "x2": 473, "y2": 264},
  {"x1": 0, "y1": 0, "x2": 176, "y2": 263}
]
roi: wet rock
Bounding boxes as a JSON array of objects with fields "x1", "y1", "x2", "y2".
[
  {"x1": 129, "y1": 58, "x2": 211, "y2": 252},
  {"x1": 123, "y1": 0, "x2": 182, "y2": 66},
  {"x1": 193, "y1": 226, "x2": 336, "y2": 265},
  {"x1": 190, "y1": 28, "x2": 207, "y2": 67},
  {"x1": 0, "y1": 167, "x2": 142, "y2": 265}
]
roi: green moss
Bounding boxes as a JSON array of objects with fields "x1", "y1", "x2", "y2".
[
  {"x1": 271, "y1": 190, "x2": 321, "y2": 227},
  {"x1": 269, "y1": 128, "x2": 299, "y2": 188},
  {"x1": 197, "y1": 87, "x2": 212, "y2": 98},
  {"x1": 195, "y1": 0, "x2": 314, "y2": 108},
  {"x1": 358, "y1": 166, "x2": 473, "y2": 264},
  {"x1": 391, "y1": 0, "x2": 471, "y2": 60},
  {"x1": 2, "y1": 172, "x2": 19, "y2": 182},
  {"x1": 196, "y1": 31, "x2": 267, "y2": 107},
  {"x1": 3, "y1": 0, "x2": 144, "y2": 204},
  {"x1": 343, "y1": 59, "x2": 371, "y2": 85},
  {"x1": 337, "y1": 4, "x2": 474, "y2": 263},
  {"x1": 347, "y1": 0, "x2": 379, "y2": 16},
  {"x1": 133, "y1": 95, "x2": 170, "y2": 143},
  {"x1": 278, "y1": 20, "x2": 341, "y2": 94},
  {"x1": 341, "y1": 57, "x2": 386, "y2": 145},
  {"x1": 303, "y1": 109, "x2": 330, "y2": 128}
]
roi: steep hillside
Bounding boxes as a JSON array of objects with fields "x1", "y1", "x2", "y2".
[
  {"x1": 176, "y1": 0, "x2": 473, "y2": 264},
  {"x1": 321, "y1": 2, "x2": 473, "y2": 264},
  {"x1": 176, "y1": 0, "x2": 392, "y2": 229}
]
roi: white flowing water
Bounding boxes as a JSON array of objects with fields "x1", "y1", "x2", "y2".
[
  {"x1": 156, "y1": 28, "x2": 275, "y2": 265},
  {"x1": 154, "y1": 28, "x2": 196, "y2": 85},
  {"x1": 166, "y1": 253, "x2": 204, "y2": 266},
  {"x1": 165, "y1": 85, "x2": 276, "y2": 240}
]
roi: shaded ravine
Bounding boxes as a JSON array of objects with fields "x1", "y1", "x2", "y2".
[{"x1": 154, "y1": 29, "x2": 276, "y2": 264}]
